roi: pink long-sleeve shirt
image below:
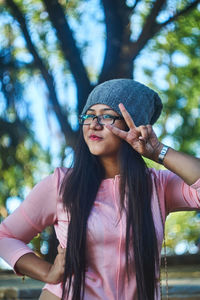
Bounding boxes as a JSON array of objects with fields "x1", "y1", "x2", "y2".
[{"x1": 0, "y1": 167, "x2": 200, "y2": 299}]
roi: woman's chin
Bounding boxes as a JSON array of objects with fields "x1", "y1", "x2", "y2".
[
  {"x1": 89, "y1": 149, "x2": 104, "y2": 156},
  {"x1": 88, "y1": 145, "x2": 106, "y2": 156}
]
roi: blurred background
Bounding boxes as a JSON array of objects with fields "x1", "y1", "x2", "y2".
[{"x1": 0, "y1": 0, "x2": 200, "y2": 270}]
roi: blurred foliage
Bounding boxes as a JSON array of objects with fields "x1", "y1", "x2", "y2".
[
  {"x1": 0, "y1": 137, "x2": 51, "y2": 207},
  {"x1": 0, "y1": 0, "x2": 199, "y2": 261},
  {"x1": 0, "y1": 44, "x2": 52, "y2": 256},
  {"x1": 142, "y1": 6, "x2": 200, "y2": 155},
  {"x1": 142, "y1": 6, "x2": 200, "y2": 255},
  {"x1": 165, "y1": 211, "x2": 200, "y2": 255}
]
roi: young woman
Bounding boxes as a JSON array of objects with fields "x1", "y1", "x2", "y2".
[{"x1": 0, "y1": 79, "x2": 200, "y2": 300}]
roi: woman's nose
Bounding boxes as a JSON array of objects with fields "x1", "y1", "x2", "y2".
[{"x1": 89, "y1": 118, "x2": 103, "y2": 129}]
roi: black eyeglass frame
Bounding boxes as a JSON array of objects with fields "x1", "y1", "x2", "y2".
[{"x1": 79, "y1": 114, "x2": 124, "y2": 126}]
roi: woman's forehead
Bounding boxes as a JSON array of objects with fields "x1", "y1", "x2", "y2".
[{"x1": 86, "y1": 104, "x2": 116, "y2": 113}]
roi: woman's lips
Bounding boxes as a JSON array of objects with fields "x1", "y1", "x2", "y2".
[{"x1": 89, "y1": 135, "x2": 103, "y2": 141}]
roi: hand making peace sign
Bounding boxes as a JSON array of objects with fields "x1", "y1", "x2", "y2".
[{"x1": 106, "y1": 103, "x2": 163, "y2": 161}]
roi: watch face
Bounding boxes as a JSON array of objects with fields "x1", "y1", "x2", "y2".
[
  {"x1": 158, "y1": 145, "x2": 169, "y2": 164},
  {"x1": 161, "y1": 147, "x2": 167, "y2": 155}
]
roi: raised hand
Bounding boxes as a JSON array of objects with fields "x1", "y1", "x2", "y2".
[{"x1": 106, "y1": 103, "x2": 162, "y2": 161}]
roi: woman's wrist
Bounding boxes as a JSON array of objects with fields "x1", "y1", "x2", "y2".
[
  {"x1": 15, "y1": 253, "x2": 53, "y2": 283},
  {"x1": 150, "y1": 142, "x2": 163, "y2": 163},
  {"x1": 152, "y1": 143, "x2": 170, "y2": 165},
  {"x1": 158, "y1": 145, "x2": 170, "y2": 164},
  {"x1": 15, "y1": 246, "x2": 65, "y2": 284},
  {"x1": 150, "y1": 142, "x2": 169, "y2": 164}
]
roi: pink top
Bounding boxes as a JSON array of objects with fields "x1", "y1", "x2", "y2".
[{"x1": 0, "y1": 167, "x2": 200, "y2": 299}]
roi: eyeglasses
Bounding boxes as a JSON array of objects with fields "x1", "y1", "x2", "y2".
[{"x1": 79, "y1": 114, "x2": 124, "y2": 125}]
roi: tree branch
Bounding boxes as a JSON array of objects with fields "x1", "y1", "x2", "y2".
[
  {"x1": 5, "y1": 0, "x2": 76, "y2": 146},
  {"x1": 155, "y1": 0, "x2": 200, "y2": 32},
  {"x1": 130, "y1": 0, "x2": 166, "y2": 60},
  {"x1": 130, "y1": 0, "x2": 200, "y2": 61},
  {"x1": 99, "y1": 0, "x2": 133, "y2": 81},
  {"x1": 42, "y1": 0, "x2": 92, "y2": 114}
]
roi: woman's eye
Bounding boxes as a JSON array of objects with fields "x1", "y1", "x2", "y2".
[
  {"x1": 102, "y1": 115, "x2": 114, "y2": 119},
  {"x1": 85, "y1": 114, "x2": 95, "y2": 119}
]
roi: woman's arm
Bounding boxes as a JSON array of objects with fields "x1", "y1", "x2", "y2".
[
  {"x1": 153, "y1": 144, "x2": 200, "y2": 185},
  {"x1": 0, "y1": 168, "x2": 63, "y2": 283},
  {"x1": 15, "y1": 245, "x2": 65, "y2": 284},
  {"x1": 106, "y1": 103, "x2": 200, "y2": 186}
]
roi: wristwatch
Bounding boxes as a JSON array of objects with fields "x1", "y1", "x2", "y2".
[{"x1": 158, "y1": 145, "x2": 169, "y2": 165}]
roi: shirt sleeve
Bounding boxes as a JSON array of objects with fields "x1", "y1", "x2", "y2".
[
  {"x1": 0, "y1": 168, "x2": 61, "y2": 270},
  {"x1": 156, "y1": 169, "x2": 200, "y2": 214}
]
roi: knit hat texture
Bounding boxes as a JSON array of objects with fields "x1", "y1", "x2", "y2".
[{"x1": 81, "y1": 79, "x2": 163, "y2": 126}]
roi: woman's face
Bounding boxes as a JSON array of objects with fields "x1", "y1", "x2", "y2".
[{"x1": 82, "y1": 104, "x2": 126, "y2": 159}]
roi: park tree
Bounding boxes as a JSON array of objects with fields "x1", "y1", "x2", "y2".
[
  {"x1": 0, "y1": 0, "x2": 200, "y2": 259},
  {"x1": 142, "y1": 5, "x2": 200, "y2": 154},
  {"x1": 1, "y1": 0, "x2": 199, "y2": 148}
]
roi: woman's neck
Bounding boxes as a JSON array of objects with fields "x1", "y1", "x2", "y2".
[{"x1": 99, "y1": 156, "x2": 120, "y2": 179}]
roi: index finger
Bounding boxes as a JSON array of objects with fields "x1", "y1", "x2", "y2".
[{"x1": 119, "y1": 103, "x2": 136, "y2": 129}]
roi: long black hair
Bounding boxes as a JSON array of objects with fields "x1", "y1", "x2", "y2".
[{"x1": 60, "y1": 129, "x2": 159, "y2": 300}]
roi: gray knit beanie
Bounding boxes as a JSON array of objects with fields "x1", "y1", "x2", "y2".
[{"x1": 81, "y1": 79, "x2": 163, "y2": 126}]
